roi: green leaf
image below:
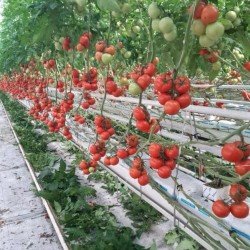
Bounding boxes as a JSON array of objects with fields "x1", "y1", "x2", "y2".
[
  {"x1": 54, "y1": 201, "x2": 62, "y2": 213},
  {"x1": 164, "y1": 229, "x2": 181, "y2": 245},
  {"x1": 97, "y1": 0, "x2": 120, "y2": 12},
  {"x1": 176, "y1": 239, "x2": 199, "y2": 250},
  {"x1": 149, "y1": 240, "x2": 157, "y2": 250},
  {"x1": 209, "y1": 70, "x2": 219, "y2": 82},
  {"x1": 59, "y1": 159, "x2": 66, "y2": 171}
]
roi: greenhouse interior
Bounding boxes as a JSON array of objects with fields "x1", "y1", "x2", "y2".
[{"x1": 0, "y1": 0, "x2": 249, "y2": 249}]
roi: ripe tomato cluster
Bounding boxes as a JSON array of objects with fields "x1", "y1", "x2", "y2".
[
  {"x1": 89, "y1": 140, "x2": 107, "y2": 162},
  {"x1": 133, "y1": 106, "x2": 160, "y2": 134},
  {"x1": 116, "y1": 134, "x2": 139, "y2": 159},
  {"x1": 94, "y1": 115, "x2": 115, "y2": 141},
  {"x1": 81, "y1": 92, "x2": 96, "y2": 109},
  {"x1": 149, "y1": 143, "x2": 179, "y2": 178},
  {"x1": 74, "y1": 114, "x2": 85, "y2": 124},
  {"x1": 79, "y1": 159, "x2": 97, "y2": 175},
  {"x1": 76, "y1": 32, "x2": 91, "y2": 51},
  {"x1": 154, "y1": 73, "x2": 191, "y2": 115},
  {"x1": 221, "y1": 141, "x2": 250, "y2": 176},
  {"x1": 212, "y1": 184, "x2": 249, "y2": 219},
  {"x1": 129, "y1": 157, "x2": 149, "y2": 186},
  {"x1": 43, "y1": 59, "x2": 56, "y2": 70},
  {"x1": 105, "y1": 76, "x2": 124, "y2": 97}
]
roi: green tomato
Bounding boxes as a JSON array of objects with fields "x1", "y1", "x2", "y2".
[
  {"x1": 212, "y1": 61, "x2": 221, "y2": 71},
  {"x1": 163, "y1": 27, "x2": 177, "y2": 42},
  {"x1": 112, "y1": 11, "x2": 120, "y2": 18},
  {"x1": 75, "y1": 0, "x2": 86, "y2": 7},
  {"x1": 159, "y1": 17, "x2": 174, "y2": 33},
  {"x1": 54, "y1": 42, "x2": 61, "y2": 50},
  {"x1": 124, "y1": 51, "x2": 132, "y2": 59},
  {"x1": 148, "y1": 2, "x2": 161, "y2": 19},
  {"x1": 118, "y1": 77, "x2": 129, "y2": 86},
  {"x1": 120, "y1": 48, "x2": 126, "y2": 54},
  {"x1": 221, "y1": 19, "x2": 234, "y2": 30},
  {"x1": 206, "y1": 22, "x2": 224, "y2": 41},
  {"x1": 101, "y1": 53, "x2": 113, "y2": 64},
  {"x1": 137, "y1": 19, "x2": 144, "y2": 27},
  {"x1": 152, "y1": 19, "x2": 160, "y2": 32},
  {"x1": 89, "y1": 167, "x2": 95, "y2": 173},
  {"x1": 225, "y1": 11, "x2": 237, "y2": 22},
  {"x1": 234, "y1": 6, "x2": 240, "y2": 14},
  {"x1": 199, "y1": 35, "x2": 216, "y2": 47},
  {"x1": 122, "y1": 3, "x2": 131, "y2": 14},
  {"x1": 191, "y1": 19, "x2": 206, "y2": 36},
  {"x1": 128, "y1": 83, "x2": 142, "y2": 95},
  {"x1": 234, "y1": 18, "x2": 241, "y2": 26},
  {"x1": 132, "y1": 25, "x2": 141, "y2": 34}
]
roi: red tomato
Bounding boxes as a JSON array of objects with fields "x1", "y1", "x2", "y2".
[
  {"x1": 94, "y1": 115, "x2": 104, "y2": 126},
  {"x1": 100, "y1": 131, "x2": 110, "y2": 140},
  {"x1": 230, "y1": 184, "x2": 248, "y2": 203},
  {"x1": 212, "y1": 200, "x2": 230, "y2": 218},
  {"x1": 132, "y1": 157, "x2": 143, "y2": 169},
  {"x1": 174, "y1": 76, "x2": 190, "y2": 94},
  {"x1": 158, "y1": 166, "x2": 172, "y2": 178},
  {"x1": 148, "y1": 143, "x2": 163, "y2": 158},
  {"x1": 230, "y1": 202, "x2": 249, "y2": 219},
  {"x1": 158, "y1": 93, "x2": 172, "y2": 105},
  {"x1": 175, "y1": 93, "x2": 192, "y2": 109},
  {"x1": 221, "y1": 143, "x2": 244, "y2": 163},
  {"x1": 154, "y1": 74, "x2": 173, "y2": 93},
  {"x1": 127, "y1": 147, "x2": 137, "y2": 155},
  {"x1": 137, "y1": 74, "x2": 151, "y2": 90},
  {"x1": 165, "y1": 159, "x2": 176, "y2": 170},
  {"x1": 164, "y1": 100, "x2": 181, "y2": 115},
  {"x1": 234, "y1": 160, "x2": 250, "y2": 176},
  {"x1": 149, "y1": 157, "x2": 164, "y2": 169},
  {"x1": 126, "y1": 134, "x2": 139, "y2": 147},
  {"x1": 165, "y1": 145, "x2": 179, "y2": 159},
  {"x1": 129, "y1": 167, "x2": 142, "y2": 179},
  {"x1": 243, "y1": 62, "x2": 250, "y2": 71},
  {"x1": 201, "y1": 4, "x2": 219, "y2": 25},
  {"x1": 242, "y1": 91, "x2": 250, "y2": 101},
  {"x1": 188, "y1": 1, "x2": 206, "y2": 19},
  {"x1": 110, "y1": 156, "x2": 119, "y2": 165},
  {"x1": 95, "y1": 41, "x2": 106, "y2": 52},
  {"x1": 136, "y1": 120, "x2": 150, "y2": 132},
  {"x1": 133, "y1": 106, "x2": 146, "y2": 120},
  {"x1": 103, "y1": 157, "x2": 110, "y2": 166},
  {"x1": 138, "y1": 174, "x2": 149, "y2": 186},
  {"x1": 143, "y1": 63, "x2": 156, "y2": 76},
  {"x1": 117, "y1": 149, "x2": 129, "y2": 159}
]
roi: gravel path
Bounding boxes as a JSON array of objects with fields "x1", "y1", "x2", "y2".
[{"x1": 0, "y1": 101, "x2": 62, "y2": 250}]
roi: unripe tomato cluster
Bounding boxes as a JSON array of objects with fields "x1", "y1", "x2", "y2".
[
  {"x1": 79, "y1": 159, "x2": 98, "y2": 175},
  {"x1": 148, "y1": 2, "x2": 177, "y2": 42},
  {"x1": 221, "y1": 141, "x2": 250, "y2": 176},
  {"x1": 133, "y1": 106, "x2": 160, "y2": 134},
  {"x1": 95, "y1": 40, "x2": 116, "y2": 64},
  {"x1": 212, "y1": 184, "x2": 249, "y2": 219},
  {"x1": 129, "y1": 157, "x2": 149, "y2": 186},
  {"x1": 149, "y1": 143, "x2": 179, "y2": 179},
  {"x1": 116, "y1": 134, "x2": 140, "y2": 159},
  {"x1": 94, "y1": 115, "x2": 115, "y2": 141},
  {"x1": 190, "y1": 2, "x2": 224, "y2": 48},
  {"x1": 154, "y1": 73, "x2": 191, "y2": 115}
]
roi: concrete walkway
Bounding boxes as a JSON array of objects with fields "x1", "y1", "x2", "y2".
[{"x1": 0, "y1": 101, "x2": 62, "y2": 250}]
